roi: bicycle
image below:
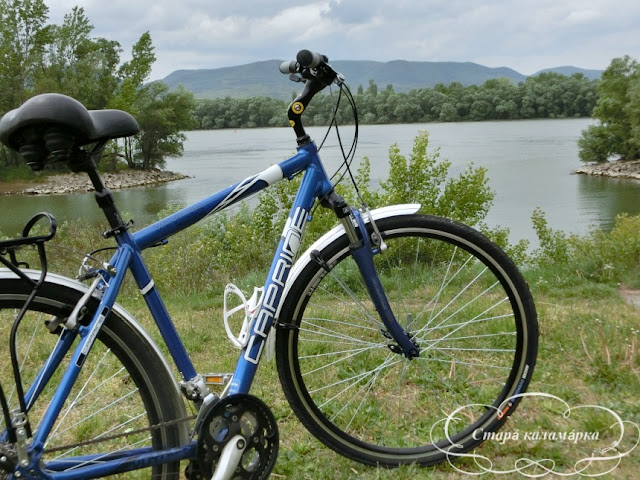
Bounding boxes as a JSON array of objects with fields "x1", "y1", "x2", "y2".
[{"x1": 0, "y1": 50, "x2": 538, "y2": 479}]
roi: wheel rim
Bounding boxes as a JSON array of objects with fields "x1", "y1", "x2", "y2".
[{"x1": 283, "y1": 225, "x2": 533, "y2": 460}]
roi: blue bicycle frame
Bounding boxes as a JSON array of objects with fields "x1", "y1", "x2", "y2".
[
  {"x1": 18, "y1": 140, "x2": 338, "y2": 478},
  {"x1": 8, "y1": 70, "x2": 421, "y2": 477}
]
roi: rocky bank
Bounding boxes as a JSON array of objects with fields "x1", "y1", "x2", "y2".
[
  {"x1": 0, "y1": 169, "x2": 188, "y2": 195},
  {"x1": 573, "y1": 159, "x2": 640, "y2": 180}
]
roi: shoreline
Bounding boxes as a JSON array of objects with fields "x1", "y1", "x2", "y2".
[
  {"x1": 0, "y1": 169, "x2": 189, "y2": 195},
  {"x1": 572, "y1": 159, "x2": 640, "y2": 180}
]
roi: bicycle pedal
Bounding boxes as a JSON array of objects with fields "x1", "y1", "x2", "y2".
[{"x1": 203, "y1": 373, "x2": 233, "y2": 386}]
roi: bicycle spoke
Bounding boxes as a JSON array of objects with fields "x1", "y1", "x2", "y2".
[
  {"x1": 312, "y1": 355, "x2": 401, "y2": 402},
  {"x1": 278, "y1": 215, "x2": 537, "y2": 465},
  {"x1": 320, "y1": 270, "x2": 383, "y2": 329},
  {"x1": 301, "y1": 344, "x2": 381, "y2": 376},
  {"x1": 48, "y1": 388, "x2": 141, "y2": 445},
  {"x1": 48, "y1": 348, "x2": 115, "y2": 444}
]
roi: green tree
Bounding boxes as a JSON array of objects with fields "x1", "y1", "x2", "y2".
[
  {"x1": 578, "y1": 56, "x2": 640, "y2": 162},
  {"x1": 0, "y1": 0, "x2": 51, "y2": 169},
  {"x1": 107, "y1": 31, "x2": 158, "y2": 168},
  {"x1": 109, "y1": 31, "x2": 155, "y2": 114},
  {"x1": 366, "y1": 79, "x2": 378, "y2": 96},
  {"x1": 37, "y1": 7, "x2": 121, "y2": 108},
  {"x1": 0, "y1": 0, "x2": 50, "y2": 110},
  {"x1": 190, "y1": 73, "x2": 598, "y2": 130},
  {"x1": 0, "y1": 6, "x2": 191, "y2": 174},
  {"x1": 132, "y1": 83, "x2": 195, "y2": 170}
]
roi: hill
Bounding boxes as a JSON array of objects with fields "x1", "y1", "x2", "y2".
[
  {"x1": 161, "y1": 60, "x2": 601, "y2": 100},
  {"x1": 533, "y1": 66, "x2": 603, "y2": 80}
]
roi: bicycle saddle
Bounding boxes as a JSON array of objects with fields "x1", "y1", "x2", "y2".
[{"x1": 0, "y1": 93, "x2": 139, "y2": 170}]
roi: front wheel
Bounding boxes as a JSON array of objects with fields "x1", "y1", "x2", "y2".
[{"x1": 276, "y1": 214, "x2": 538, "y2": 466}]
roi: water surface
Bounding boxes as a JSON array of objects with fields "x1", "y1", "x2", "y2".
[{"x1": 3, "y1": 119, "x2": 640, "y2": 246}]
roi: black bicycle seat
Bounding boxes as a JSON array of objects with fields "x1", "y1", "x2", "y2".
[
  {"x1": 0, "y1": 93, "x2": 140, "y2": 170},
  {"x1": 0, "y1": 93, "x2": 139, "y2": 149}
]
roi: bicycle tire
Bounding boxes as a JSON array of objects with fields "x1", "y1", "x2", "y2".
[
  {"x1": 0, "y1": 272, "x2": 188, "y2": 479},
  {"x1": 276, "y1": 214, "x2": 538, "y2": 466}
]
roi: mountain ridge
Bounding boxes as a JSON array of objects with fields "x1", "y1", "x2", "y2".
[{"x1": 161, "y1": 59, "x2": 602, "y2": 100}]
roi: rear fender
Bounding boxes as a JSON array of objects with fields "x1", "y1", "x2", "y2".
[{"x1": 0, "y1": 268, "x2": 190, "y2": 444}]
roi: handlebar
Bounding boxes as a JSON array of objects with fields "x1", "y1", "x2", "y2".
[
  {"x1": 279, "y1": 49, "x2": 329, "y2": 74},
  {"x1": 280, "y1": 50, "x2": 343, "y2": 145},
  {"x1": 298, "y1": 49, "x2": 328, "y2": 68}
]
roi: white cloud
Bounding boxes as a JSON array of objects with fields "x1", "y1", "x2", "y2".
[
  {"x1": 43, "y1": 0, "x2": 640, "y2": 80},
  {"x1": 564, "y1": 9, "x2": 602, "y2": 25}
]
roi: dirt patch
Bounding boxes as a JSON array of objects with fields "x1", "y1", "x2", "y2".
[
  {"x1": 573, "y1": 159, "x2": 640, "y2": 180},
  {"x1": 619, "y1": 287, "x2": 640, "y2": 307},
  {"x1": 1, "y1": 170, "x2": 188, "y2": 195}
]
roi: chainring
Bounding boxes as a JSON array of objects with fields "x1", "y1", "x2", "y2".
[
  {"x1": 196, "y1": 394, "x2": 278, "y2": 480},
  {"x1": 0, "y1": 443, "x2": 16, "y2": 480}
]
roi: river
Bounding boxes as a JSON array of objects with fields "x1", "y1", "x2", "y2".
[{"x1": 3, "y1": 119, "x2": 640, "y2": 246}]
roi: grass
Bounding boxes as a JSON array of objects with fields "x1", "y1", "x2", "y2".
[
  {"x1": 1, "y1": 215, "x2": 639, "y2": 479},
  {"x1": 121, "y1": 269, "x2": 638, "y2": 478}
]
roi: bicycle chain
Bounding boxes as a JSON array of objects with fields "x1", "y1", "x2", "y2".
[{"x1": 43, "y1": 414, "x2": 197, "y2": 454}]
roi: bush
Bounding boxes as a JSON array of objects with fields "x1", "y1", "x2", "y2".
[
  {"x1": 531, "y1": 208, "x2": 640, "y2": 287},
  {"x1": 377, "y1": 130, "x2": 496, "y2": 226},
  {"x1": 578, "y1": 124, "x2": 619, "y2": 163}
]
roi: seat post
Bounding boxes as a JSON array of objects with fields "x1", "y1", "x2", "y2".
[{"x1": 86, "y1": 165, "x2": 129, "y2": 237}]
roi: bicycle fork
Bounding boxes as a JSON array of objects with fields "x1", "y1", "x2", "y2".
[{"x1": 326, "y1": 194, "x2": 421, "y2": 359}]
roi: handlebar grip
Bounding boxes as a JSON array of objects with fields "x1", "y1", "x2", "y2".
[
  {"x1": 279, "y1": 60, "x2": 299, "y2": 74},
  {"x1": 296, "y1": 50, "x2": 327, "y2": 68}
]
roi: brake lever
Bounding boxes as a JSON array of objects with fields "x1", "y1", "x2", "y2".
[{"x1": 289, "y1": 73, "x2": 305, "y2": 83}]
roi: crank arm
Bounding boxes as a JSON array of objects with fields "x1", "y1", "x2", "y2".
[{"x1": 210, "y1": 434, "x2": 247, "y2": 480}]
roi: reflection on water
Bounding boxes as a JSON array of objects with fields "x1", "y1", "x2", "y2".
[
  {"x1": 575, "y1": 175, "x2": 640, "y2": 230},
  {"x1": 2, "y1": 119, "x2": 640, "y2": 245}
]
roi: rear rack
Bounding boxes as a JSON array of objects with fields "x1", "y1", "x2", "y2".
[
  {"x1": 0, "y1": 212, "x2": 57, "y2": 445},
  {"x1": 0, "y1": 212, "x2": 57, "y2": 282}
]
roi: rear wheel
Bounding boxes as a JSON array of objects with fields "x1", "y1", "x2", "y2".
[
  {"x1": 276, "y1": 214, "x2": 538, "y2": 466},
  {"x1": 0, "y1": 274, "x2": 188, "y2": 479}
]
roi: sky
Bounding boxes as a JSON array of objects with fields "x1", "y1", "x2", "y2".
[{"x1": 45, "y1": 0, "x2": 640, "y2": 81}]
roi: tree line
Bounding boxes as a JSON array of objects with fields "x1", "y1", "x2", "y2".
[
  {"x1": 193, "y1": 72, "x2": 599, "y2": 130},
  {"x1": 0, "y1": 0, "x2": 195, "y2": 176}
]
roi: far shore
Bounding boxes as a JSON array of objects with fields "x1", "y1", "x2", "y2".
[
  {"x1": 572, "y1": 158, "x2": 640, "y2": 180},
  {"x1": 0, "y1": 169, "x2": 188, "y2": 196}
]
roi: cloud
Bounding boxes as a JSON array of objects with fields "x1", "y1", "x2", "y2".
[
  {"x1": 44, "y1": 0, "x2": 640, "y2": 79},
  {"x1": 564, "y1": 9, "x2": 602, "y2": 25}
]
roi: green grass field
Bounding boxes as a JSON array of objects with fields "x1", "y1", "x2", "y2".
[
  {"x1": 117, "y1": 270, "x2": 638, "y2": 479},
  {"x1": 1, "y1": 212, "x2": 639, "y2": 479}
]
